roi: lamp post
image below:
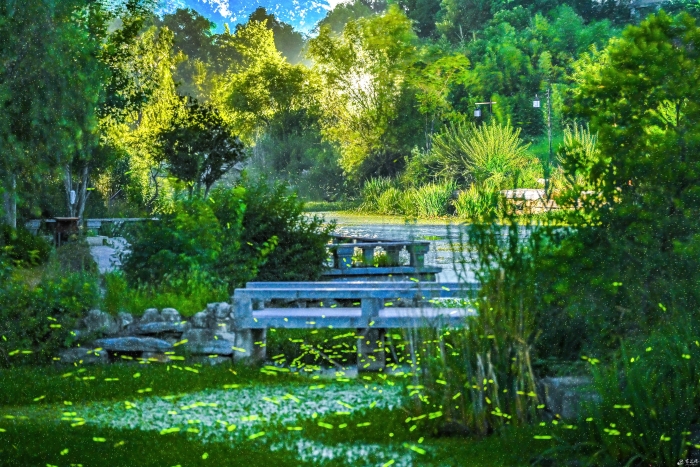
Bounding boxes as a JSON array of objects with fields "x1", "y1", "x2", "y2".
[
  {"x1": 533, "y1": 84, "x2": 553, "y2": 198},
  {"x1": 474, "y1": 101, "x2": 496, "y2": 119}
]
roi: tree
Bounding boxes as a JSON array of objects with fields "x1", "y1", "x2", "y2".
[
  {"x1": 246, "y1": 7, "x2": 306, "y2": 64},
  {"x1": 396, "y1": 0, "x2": 442, "y2": 37},
  {"x1": 159, "y1": 98, "x2": 246, "y2": 199},
  {"x1": 308, "y1": 5, "x2": 423, "y2": 180},
  {"x1": 0, "y1": 0, "x2": 104, "y2": 227},
  {"x1": 64, "y1": 0, "x2": 165, "y2": 221},
  {"x1": 548, "y1": 11, "x2": 700, "y2": 351}
]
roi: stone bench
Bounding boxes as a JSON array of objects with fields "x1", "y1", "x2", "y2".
[
  {"x1": 325, "y1": 236, "x2": 440, "y2": 281},
  {"x1": 232, "y1": 281, "x2": 479, "y2": 371}
]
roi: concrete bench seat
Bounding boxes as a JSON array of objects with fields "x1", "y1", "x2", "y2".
[
  {"x1": 230, "y1": 281, "x2": 479, "y2": 371},
  {"x1": 239, "y1": 307, "x2": 473, "y2": 329}
]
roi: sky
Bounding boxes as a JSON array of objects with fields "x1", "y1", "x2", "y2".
[{"x1": 156, "y1": 0, "x2": 347, "y2": 33}]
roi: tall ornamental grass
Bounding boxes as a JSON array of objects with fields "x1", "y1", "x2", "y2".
[{"x1": 410, "y1": 223, "x2": 546, "y2": 436}]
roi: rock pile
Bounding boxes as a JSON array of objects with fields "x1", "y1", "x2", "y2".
[{"x1": 59, "y1": 304, "x2": 265, "y2": 365}]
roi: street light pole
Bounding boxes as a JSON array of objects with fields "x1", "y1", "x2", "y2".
[
  {"x1": 534, "y1": 84, "x2": 553, "y2": 199},
  {"x1": 546, "y1": 83, "x2": 552, "y2": 199},
  {"x1": 474, "y1": 101, "x2": 496, "y2": 119}
]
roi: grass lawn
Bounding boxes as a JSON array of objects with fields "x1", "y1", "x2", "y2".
[{"x1": 0, "y1": 362, "x2": 543, "y2": 466}]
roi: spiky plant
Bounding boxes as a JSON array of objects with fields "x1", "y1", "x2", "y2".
[{"x1": 431, "y1": 121, "x2": 533, "y2": 189}]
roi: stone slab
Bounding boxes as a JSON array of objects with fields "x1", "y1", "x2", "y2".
[{"x1": 94, "y1": 337, "x2": 173, "y2": 352}]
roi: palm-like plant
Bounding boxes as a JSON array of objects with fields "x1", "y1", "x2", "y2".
[{"x1": 431, "y1": 120, "x2": 532, "y2": 189}]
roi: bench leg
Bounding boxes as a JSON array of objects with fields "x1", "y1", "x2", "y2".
[{"x1": 357, "y1": 328, "x2": 386, "y2": 372}]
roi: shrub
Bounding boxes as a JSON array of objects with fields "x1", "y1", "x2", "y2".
[
  {"x1": 410, "y1": 223, "x2": 547, "y2": 436},
  {"x1": 121, "y1": 197, "x2": 224, "y2": 287},
  {"x1": 0, "y1": 225, "x2": 51, "y2": 267},
  {"x1": 376, "y1": 187, "x2": 404, "y2": 215},
  {"x1": 411, "y1": 180, "x2": 457, "y2": 217},
  {"x1": 545, "y1": 323, "x2": 700, "y2": 466},
  {"x1": 0, "y1": 269, "x2": 100, "y2": 366},
  {"x1": 431, "y1": 120, "x2": 534, "y2": 188},
  {"x1": 454, "y1": 185, "x2": 502, "y2": 220},
  {"x1": 102, "y1": 271, "x2": 228, "y2": 317},
  {"x1": 230, "y1": 181, "x2": 335, "y2": 282},
  {"x1": 359, "y1": 177, "x2": 395, "y2": 212}
]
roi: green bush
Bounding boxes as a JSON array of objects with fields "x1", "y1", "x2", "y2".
[
  {"x1": 102, "y1": 271, "x2": 228, "y2": 317},
  {"x1": 0, "y1": 269, "x2": 100, "y2": 366},
  {"x1": 359, "y1": 177, "x2": 395, "y2": 213},
  {"x1": 545, "y1": 324, "x2": 700, "y2": 466},
  {"x1": 0, "y1": 224, "x2": 51, "y2": 267},
  {"x1": 454, "y1": 184, "x2": 502, "y2": 220},
  {"x1": 122, "y1": 197, "x2": 223, "y2": 287},
  {"x1": 410, "y1": 180, "x2": 457, "y2": 217},
  {"x1": 230, "y1": 180, "x2": 334, "y2": 282},
  {"x1": 123, "y1": 182, "x2": 333, "y2": 291}
]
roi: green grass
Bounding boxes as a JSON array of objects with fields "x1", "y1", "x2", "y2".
[
  {"x1": 0, "y1": 420, "x2": 309, "y2": 467},
  {"x1": 0, "y1": 361, "x2": 546, "y2": 466},
  {"x1": 0, "y1": 362, "x2": 302, "y2": 407}
]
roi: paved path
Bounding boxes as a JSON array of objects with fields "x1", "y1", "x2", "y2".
[{"x1": 88, "y1": 237, "x2": 129, "y2": 273}]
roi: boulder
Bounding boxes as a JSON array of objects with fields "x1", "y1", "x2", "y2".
[
  {"x1": 207, "y1": 302, "x2": 232, "y2": 320},
  {"x1": 181, "y1": 328, "x2": 215, "y2": 344},
  {"x1": 58, "y1": 347, "x2": 109, "y2": 365},
  {"x1": 141, "y1": 308, "x2": 161, "y2": 323},
  {"x1": 185, "y1": 339, "x2": 234, "y2": 356},
  {"x1": 132, "y1": 322, "x2": 187, "y2": 335},
  {"x1": 94, "y1": 337, "x2": 173, "y2": 353},
  {"x1": 84, "y1": 309, "x2": 118, "y2": 335},
  {"x1": 191, "y1": 311, "x2": 209, "y2": 329},
  {"x1": 541, "y1": 376, "x2": 598, "y2": 419},
  {"x1": 160, "y1": 308, "x2": 181, "y2": 322},
  {"x1": 117, "y1": 312, "x2": 134, "y2": 330}
]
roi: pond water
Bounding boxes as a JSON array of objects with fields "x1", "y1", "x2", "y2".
[{"x1": 311, "y1": 212, "x2": 474, "y2": 283}]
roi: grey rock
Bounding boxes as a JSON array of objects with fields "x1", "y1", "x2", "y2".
[
  {"x1": 58, "y1": 347, "x2": 109, "y2": 365},
  {"x1": 117, "y1": 312, "x2": 134, "y2": 330},
  {"x1": 188, "y1": 355, "x2": 231, "y2": 366},
  {"x1": 541, "y1": 376, "x2": 598, "y2": 419},
  {"x1": 132, "y1": 322, "x2": 187, "y2": 335},
  {"x1": 191, "y1": 311, "x2": 209, "y2": 329},
  {"x1": 185, "y1": 339, "x2": 234, "y2": 356},
  {"x1": 141, "y1": 352, "x2": 171, "y2": 363},
  {"x1": 207, "y1": 302, "x2": 232, "y2": 319},
  {"x1": 181, "y1": 328, "x2": 215, "y2": 344},
  {"x1": 84, "y1": 309, "x2": 118, "y2": 335},
  {"x1": 141, "y1": 308, "x2": 161, "y2": 323},
  {"x1": 94, "y1": 337, "x2": 173, "y2": 352},
  {"x1": 160, "y1": 308, "x2": 181, "y2": 322}
]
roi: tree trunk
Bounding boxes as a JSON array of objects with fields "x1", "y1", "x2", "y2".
[
  {"x1": 2, "y1": 174, "x2": 17, "y2": 229},
  {"x1": 76, "y1": 165, "x2": 90, "y2": 222},
  {"x1": 64, "y1": 164, "x2": 90, "y2": 221}
]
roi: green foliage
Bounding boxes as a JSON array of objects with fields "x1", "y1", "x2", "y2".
[
  {"x1": 431, "y1": 120, "x2": 535, "y2": 188},
  {"x1": 0, "y1": 225, "x2": 51, "y2": 267},
  {"x1": 453, "y1": 184, "x2": 501, "y2": 220},
  {"x1": 412, "y1": 223, "x2": 546, "y2": 435},
  {"x1": 232, "y1": 181, "x2": 334, "y2": 282},
  {"x1": 0, "y1": 268, "x2": 99, "y2": 366},
  {"x1": 359, "y1": 178, "x2": 457, "y2": 217},
  {"x1": 545, "y1": 324, "x2": 700, "y2": 466},
  {"x1": 102, "y1": 271, "x2": 228, "y2": 317},
  {"x1": 159, "y1": 98, "x2": 246, "y2": 199},
  {"x1": 121, "y1": 197, "x2": 224, "y2": 286},
  {"x1": 541, "y1": 11, "x2": 700, "y2": 355}
]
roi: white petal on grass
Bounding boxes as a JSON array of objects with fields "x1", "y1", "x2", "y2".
[{"x1": 79, "y1": 383, "x2": 411, "y2": 466}]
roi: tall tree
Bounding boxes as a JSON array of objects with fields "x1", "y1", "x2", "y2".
[
  {"x1": 0, "y1": 0, "x2": 105, "y2": 228},
  {"x1": 551, "y1": 11, "x2": 700, "y2": 347},
  {"x1": 309, "y1": 5, "x2": 423, "y2": 180},
  {"x1": 159, "y1": 98, "x2": 246, "y2": 199}
]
